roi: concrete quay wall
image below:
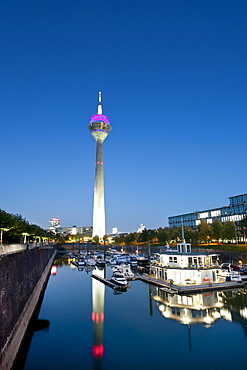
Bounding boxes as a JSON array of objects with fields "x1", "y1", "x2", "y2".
[{"x1": 0, "y1": 247, "x2": 56, "y2": 369}]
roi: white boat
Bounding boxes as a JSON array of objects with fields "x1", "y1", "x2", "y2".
[
  {"x1": 112, "y1": 264, "x2": 135, "y2": 279},
  {"x1": 217, "y1": 263, "x2": 242, "y2": 282},
  {"x1": 129, "y1": 256, "x2": 138, "y2": 266},
  {"x1": 86, "y1": 258, "x2": 96, "y2": 266},
  {"x1": 96, "y1": 259, "x2": 107, "y2": 267},
  {"x1": 115, "y1": 255, "x2": 128, "y2": 264},
  {"x1": 111, "y1": 272, "x2": 128, "y2": 286},
  {"x1": 136, "y1": 254, "x2": 149, "y2": 265}
]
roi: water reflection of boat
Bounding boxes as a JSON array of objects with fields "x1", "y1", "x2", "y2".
[
  {"x1": 96, "y1": 259, "x2": 107, "y2": 268},
  {"x1": 86, "y1": 258, "x2": 96, "y2": 266},
  {"x1": 113, "y1": 288, "x2": 128, "y2": 295},
  {"x1": 153, "y1": 287, "x2": 224, "y2": 326},
  {"x1": 72, "y1": 258, "x2": 86, "y2": 267},
  {"x1": 110, "y1": 272, "x2": 128, "y2": 286}
]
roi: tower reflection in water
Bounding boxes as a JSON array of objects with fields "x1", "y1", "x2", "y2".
[{"x1": 92, "y1": 267, "x2": 105, "y2": 365}]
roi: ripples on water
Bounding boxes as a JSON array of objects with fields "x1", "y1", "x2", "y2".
[{"x1": 19, "y1": 258, "x2": 247, "y2": 370}]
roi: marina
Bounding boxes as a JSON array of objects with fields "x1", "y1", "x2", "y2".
[
  {"x1": 93, "y1": 270, "x2": 245, "y2": 295},
  {"x1": 18, "y1": 257, "x2": 247, "y2": 370}
]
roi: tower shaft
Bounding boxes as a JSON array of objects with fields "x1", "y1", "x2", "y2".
[
  {"x1": 88, "y1": 92, "x2": 111, "y2": 239},
  {"x1": 93, "y1": 141, "x2": 105, "y2": 238}
]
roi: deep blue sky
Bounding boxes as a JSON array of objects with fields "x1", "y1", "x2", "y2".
[{"x1": 1, "y1": 0, "x2": 246, "y2": 233}]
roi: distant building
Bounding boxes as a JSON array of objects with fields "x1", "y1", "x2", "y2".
[
  {"x1": 168, "y1": 193, "x2": 247, "y2": 229},
  {"x1": 48, "y1": 218, "x2": 60, "y2": 234},
  {"x1": 57, "y1": 226, "x2": 93, "y2": 236},
  {"x1": 137, "y1": 224, "x2": 145, "y2": 233},
  {"x1": 112, "y1": 227, "x2": 118, "y2": 234}
]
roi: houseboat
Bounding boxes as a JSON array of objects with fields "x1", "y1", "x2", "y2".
[{"x1": 151, "y1": 241, "x2": 221, "y2": 285}]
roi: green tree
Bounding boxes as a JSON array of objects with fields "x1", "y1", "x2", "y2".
[
  {"x1": 240, "y1": 215, "x2": 247, "y2": 229},
  {"x1": 114, "y1": 234, "x2": 126, "y2": 244},
  {"x1": 184, "y1": 227, "x2": 197, "y2": 244},
  {"x1": 239, "y1": 216, "x2": 247, "y2": 242},
  {"x1": 125, "y1": 233, "x2": 137, "y2": 245},
  {"x1": 138, "y1": 228, "x2": 148, "y2": 243},
  {"x1": 93, "y1": 235, "x2": 99, "y2": 245},
  {"x1": 169, "y1": 226, "x2": 180, "y2": 242},
  {"x1": 138, "y1": 228, "x2": 157, "y2": 243},
  {"x1": 197, "y1": 220, "x2": 212, "y2": 243},
  {"x1": 222, "y1": 221, "x2": 236, "y2": 242},
  {"x1": 211, "y1": 219, "x2": 223, "y2": 241},
  {"x1": 156, "y1": 227, "x2": 169, "y2": 244}
]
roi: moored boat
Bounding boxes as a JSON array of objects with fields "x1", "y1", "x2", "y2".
[
  {"x1": 129, "y1": 256, "x2": 138, "y2": 267},
  {"x1": 217, "y1": 263, "x2": 242, "y2": 282},
  {"x1": 96, "y1": 259, "x2": 107, "y2": 267},
  {"x1": 136, "y1": 254, "x2": 149, "y2": 265},
  {"x1": 110, "y1": 272, "x2": 128, "y2": 286},
  {"x1": 112, "y1": 264, "x2": 135, "y2": 279}
]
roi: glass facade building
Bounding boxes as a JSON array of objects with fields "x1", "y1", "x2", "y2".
[{"x1": 168, "y1": 193, "x2": 247, "y2": 229}]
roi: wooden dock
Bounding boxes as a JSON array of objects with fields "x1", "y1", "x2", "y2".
[
  {"x1": 92, "y1": 274, "x2": 128, "y2": 290},
  {"x1": 92, "y1": 273, "x2": 244, "y2": 295},
  {"x1": 138, "y1": 274, "x2": 244, "y2": 294}
]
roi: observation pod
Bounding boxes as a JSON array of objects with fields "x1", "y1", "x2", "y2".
[{"x1": 88, "y1": 92, "x2": 111, "y2": 239}]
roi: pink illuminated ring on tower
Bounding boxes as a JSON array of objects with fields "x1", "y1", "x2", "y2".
[{"x1": 90, "y1": 114, "x2": 110, "y2": 125}]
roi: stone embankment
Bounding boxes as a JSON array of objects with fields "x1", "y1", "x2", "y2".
[{"x1": 0, "y1": 247, "x2": 56, "y2": 369}]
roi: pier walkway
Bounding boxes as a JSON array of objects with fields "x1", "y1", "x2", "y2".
[
  {"x1": 93, "y1": 273, "x2": 244, "y2": 295},
  {"x1": 139, "y1": 274, "x2": 244, "y2": 294},
  {"x1": 92, "y1": 274, "x2": 128, "y2": 290}
]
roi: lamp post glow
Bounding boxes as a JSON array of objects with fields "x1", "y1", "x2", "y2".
[{"x1": 88, "y1": 92, "x2": 111, "y2": 239}]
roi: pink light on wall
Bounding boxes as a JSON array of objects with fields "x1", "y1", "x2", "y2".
[{"x1": 90, "y1": 114, "x2": 110, "y2": 125}]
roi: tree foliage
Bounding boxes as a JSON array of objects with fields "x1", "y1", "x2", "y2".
[
  {"x1": 112, "y1": 217, "x2": 245, "y2": 246},
  {"x1": 211, "y1": 219, "x2": 223, "y2": 241},
  {"x1": 0, "y1": 208, "x2": 49, "y2": 244},
  {"x1": 222, "y1": 221, "x2": 236, "y2": 242},
  {"x1": 197, "y1": 220, "x2": 212, "y2": 243}
]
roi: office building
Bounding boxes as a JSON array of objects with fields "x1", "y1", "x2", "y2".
[{"x1": 168, "y1": 193, "x2": 247, "y2": 229}]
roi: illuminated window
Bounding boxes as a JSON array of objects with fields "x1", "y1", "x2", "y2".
[
  {"x1": 211, "y1": 210, "x2": 221, "y2": 217},
  {"x1": 199, "y1": 212, "x2": 208, "y2": 219}
]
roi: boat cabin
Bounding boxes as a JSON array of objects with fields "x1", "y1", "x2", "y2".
[{"x1": 152, "y1": 242, "x2": 220, "y2": 286}]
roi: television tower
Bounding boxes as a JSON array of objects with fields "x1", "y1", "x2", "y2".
[{"x1": 88, "y1": 92, "x2": 112, "y2": 238}]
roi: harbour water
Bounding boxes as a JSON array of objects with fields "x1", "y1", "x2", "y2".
[{"x1": 17, "y1": 258, "x2": 247, "y2": 370}]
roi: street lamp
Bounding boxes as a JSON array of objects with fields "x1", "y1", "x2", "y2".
[{"x1": 0, "y1": 227, "x2": 12, "y2": 246}]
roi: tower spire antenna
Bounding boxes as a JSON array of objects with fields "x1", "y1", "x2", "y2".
[{"x1": 98, "y1": 91, "x2": 102, "y2": 115}]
